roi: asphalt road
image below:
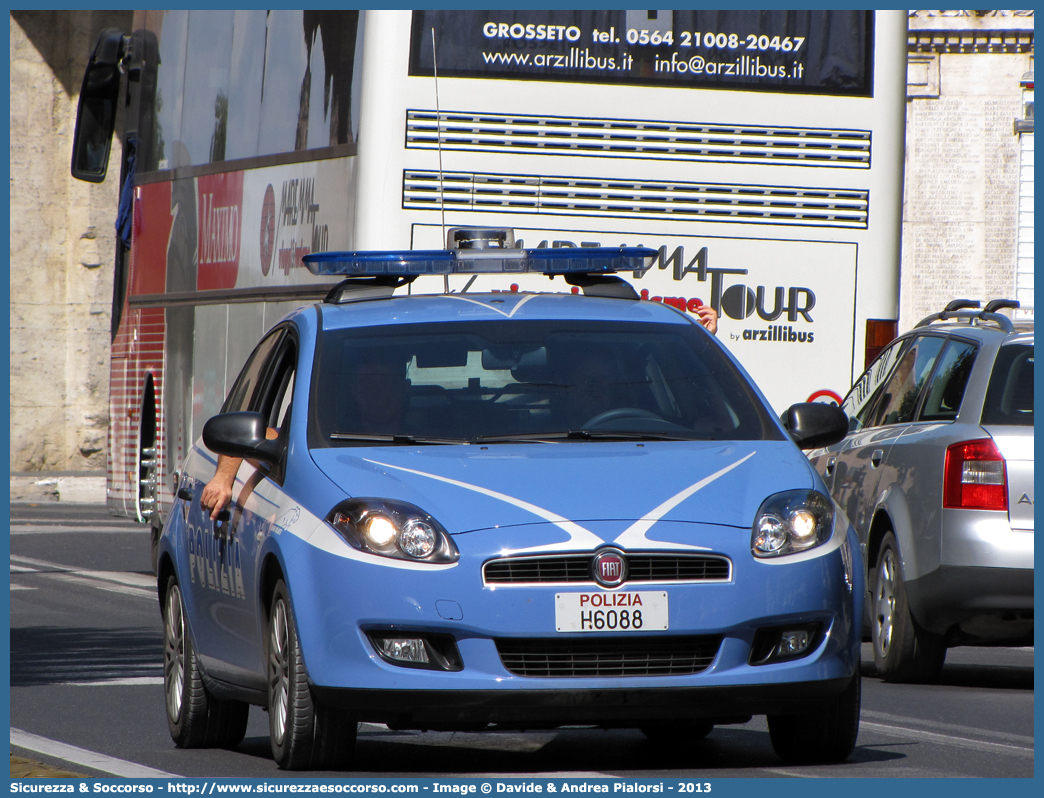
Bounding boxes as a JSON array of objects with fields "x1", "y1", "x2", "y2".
[{"x1": 8, "y1": 502, "x2": 1035, "y2": 779}]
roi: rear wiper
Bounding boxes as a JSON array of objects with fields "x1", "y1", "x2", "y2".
[{"x1": 330, "y1": 432, "x2": 467, "y2": 445}]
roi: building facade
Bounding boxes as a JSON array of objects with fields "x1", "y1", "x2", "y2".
[
  {"x1": 10, "y1": 11, "x2": 132, "y2": 473},
  {"x1": 902, "y1": 10, "x2": 1034, "y2": 329}
]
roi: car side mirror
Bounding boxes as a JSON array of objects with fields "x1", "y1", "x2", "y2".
[
  {"x1": 202, "y1": 411, "x2": 283, "y2": 463},
  {"x1": 780, "y1": 403, "x2": 849, "y2": 450}
]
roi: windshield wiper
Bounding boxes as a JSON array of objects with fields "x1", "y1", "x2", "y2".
[
  {"x1": 473, "y1": 432, "x2": 570, "y2": 443},
  {"x1": 330, "y1": 432, "x2": 468, "y2": 445},
  {"x1": 475, "y1": 430, "x2": 697, "y2": 443},
  {"x1": 567, "y1": 429, "x2": 698, "y2": 441}
]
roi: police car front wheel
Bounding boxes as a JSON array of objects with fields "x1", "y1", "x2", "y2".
[{"x1": 267, "y1": 579, "x2": 356, "y2": 770}]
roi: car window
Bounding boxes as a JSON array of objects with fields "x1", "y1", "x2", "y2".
[
  {"x1": 870, "y1": 335, "x2": 946, "y2": 427},
  {"x1": 310, "y1": 320, "x2": 781, "y2": 445},
  {"x1": 261, "y1": 350, "x2": 296, "y2": 432},
  {"x1": 223, "y1": 329, "x2": 283, "y2": 413},
  {"x1": 981, "y1": 343, "x2": 1034, "y2": 427},
  {"x1": 842, "y1": 338, "x2": 908, "y2": 431},
  {"x1": 919, "y1": 339, "x2": 977, "y2": 421}
]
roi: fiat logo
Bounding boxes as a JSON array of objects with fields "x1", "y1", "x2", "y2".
[{"x1": 592, "y1": 550, "x2": 627, "y2": 587}]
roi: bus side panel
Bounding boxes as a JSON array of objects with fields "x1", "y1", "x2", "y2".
[
  {"x1": 107, "y1": 305, "x2": 166, "y2": 521},
  {"x1": 108, "y1": 180, "x2": 175, "y2": 519}
]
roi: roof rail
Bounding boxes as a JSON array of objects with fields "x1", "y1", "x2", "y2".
[
  {"x1": 943, "y1": 299, "x2": 980, "y2": 312},
  {"x1": 915, "y1": 299, "x2": 1018, "y2": 334},
  {"x1": 984, "y1": 299, "x2": 1020, "y2": 314}
]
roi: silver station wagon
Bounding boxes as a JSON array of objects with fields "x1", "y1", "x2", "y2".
[{"x1": 808, "y1": 300, "x2": 1033, "y2": 683}]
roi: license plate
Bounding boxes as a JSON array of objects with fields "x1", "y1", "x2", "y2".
[{"x1": 555, "y1": 591, "x2": 668, "y2": 632}]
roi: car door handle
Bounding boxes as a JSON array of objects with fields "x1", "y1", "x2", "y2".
[
  {"x1": 825, "y1": 457, "x2": 836, "y2": 477},
  {"x1": 213, "y1": 509, "x2": 231, "y2": 538},
  {"x1": 870, "y1": 449, "x2": 884, "y2": 467}
]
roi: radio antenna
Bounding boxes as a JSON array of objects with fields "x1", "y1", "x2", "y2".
[{"x1": 431, "y1": 27, "x2": 449, "y2": 293}]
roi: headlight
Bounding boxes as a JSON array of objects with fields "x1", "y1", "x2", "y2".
[
  {"x1": 751, "y1": 490, "x2": 833, "y2": 558},
  {"x1": 326, "y1": 499, "x2": 459, "y2": 563}
]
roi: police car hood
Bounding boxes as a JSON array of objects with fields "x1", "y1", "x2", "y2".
[{"x1": 309, "y1": 441, "x2": 814, "y2": 536}]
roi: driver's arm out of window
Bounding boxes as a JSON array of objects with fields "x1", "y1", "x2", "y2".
[{"x1": 200, "y1": 427, "x2": 278, "y2": 519}]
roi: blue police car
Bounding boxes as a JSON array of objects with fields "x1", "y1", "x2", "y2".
[{"x1": 158, "y1": 229, "x2": 861, "y2": 770}]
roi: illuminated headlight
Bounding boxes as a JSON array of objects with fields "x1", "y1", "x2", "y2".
[
  {"x1": 326, "y1": 499, "x2": 458, "y2": 563},
  {"x1": 751, "y1": 490, "x2": 833, "y2": 558}
]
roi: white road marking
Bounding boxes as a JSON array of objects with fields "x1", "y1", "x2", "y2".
[
  {"x1": 762, "y1": 769, "x2": 821, "y2": 778},
  {"x1": 10, "y1": 584, "x2": 37, "y2": 591},
  {"x1": 860, "y1": 709, "x2": 1035, "y2": 746},
  {"x1": 58, "y1": 676, "x2": 164, "y2": 687},
  {"x1": 47, "y1": 573, "x2": 156, "y2": 599},
  {"x1": 10, "y1": 524, "x2": 147, "y2": 535},
  {"x1": 11, "y1": 728, "x2": 180, "y2": 778},
  {"x1": 860, "y1": 721, "x2": 1034, "y2": 757},
  {"x1": 10, "y1": 564, "x2": 37, "y2": 573},
  {"x1": 10, "y1": 554, "x2": 156, "y2": 599}
]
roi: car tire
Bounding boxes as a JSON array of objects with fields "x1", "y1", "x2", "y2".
[
  {"x1": 267, "y1": 579, "x2": 356, "y2": 770},
  {"x1": 767, "y1": 670, "x2": 860, "y2": 763},
  {"x1": 164, "y1": 576, "x2": 250, "y2": 748},
  {"x1": 639, "y1": 720, "x2": 714, "y2": 741},
  {"x1": 871, "y1": 532, "x2": 946, "y2": 684}
]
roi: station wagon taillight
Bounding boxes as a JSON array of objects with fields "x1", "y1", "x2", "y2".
[{"x1": 943, "y1": 439, "x2": 1008, "y2": 511}]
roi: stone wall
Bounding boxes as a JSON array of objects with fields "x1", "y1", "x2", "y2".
[
  {"x1": 10, "y1": 10, "x2": 132, "y2": 472},
  {"x1": 902, "y1": 10, "x2": 1034, "y2": 331}
]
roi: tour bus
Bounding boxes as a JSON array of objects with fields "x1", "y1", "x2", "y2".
[{"x1": 72, "y1": 9, "x2": 906, "y2": 537}]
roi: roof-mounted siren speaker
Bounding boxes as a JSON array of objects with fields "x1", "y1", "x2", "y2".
[{"x1": 447, "y1": 227, "x2": 516, "y2": 251}]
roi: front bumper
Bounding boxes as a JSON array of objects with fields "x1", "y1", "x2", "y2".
[
  {"x1": 313, "y1": 676, "x2": 854, "y2": 729},
  {"x1": 283, "y1": 522, "x2": 864, "y2": 709}
]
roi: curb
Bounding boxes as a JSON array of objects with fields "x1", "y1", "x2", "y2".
[
  {"x1": 10, "y1": 754, "x2": 86, "y2": 778},
  {"x1": 9, "y1": 474, "x2": 106, "y2": 504}
]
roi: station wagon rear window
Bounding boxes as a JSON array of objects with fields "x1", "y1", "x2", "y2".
[{"x1": 982, "y1": 343, "x2": 1034, "y2": 427}]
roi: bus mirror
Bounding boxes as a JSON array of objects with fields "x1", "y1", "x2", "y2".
[
  {"x1": 71, "y1": 28, "x2": 126, "y2": 183},
  {"x1": 202, "y1": 412, "x2": 282, "y2": 463},
  {"x1": 781, "y1": 403, "x2": 849, "y2": 450}
]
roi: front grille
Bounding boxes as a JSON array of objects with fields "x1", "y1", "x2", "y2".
[
  {"x1": 406, "y1": 109, "x2": 871, "y2": 169},
  {"x1": 495, "y1": 635, "x2": 722, "y2": 677},
  {"x1": 402, "y1": 170, "x2": 869, "y2": 229},
  {"x1": 483, "y1": 553, "x2": 732, "y2": 585}
]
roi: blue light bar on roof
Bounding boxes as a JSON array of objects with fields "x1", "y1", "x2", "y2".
[{"x1": 302, "y1": 246, "x2": 657, "y2": 277}]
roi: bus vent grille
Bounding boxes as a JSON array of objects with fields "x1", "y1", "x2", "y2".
[
  {"x1": 495, "y1": 635, "x2": 723, "y2": 678},
  {"x1": 406, "y1": 109, "x2": 871, "y2": 169},
  {"x1": 403, "y1": 170, "x2": 869, "y2": 229}
]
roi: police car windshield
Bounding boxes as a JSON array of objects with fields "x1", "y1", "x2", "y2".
[{"x1": 309, "y1": 320, "x2": 781, "y2": 446}]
